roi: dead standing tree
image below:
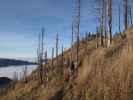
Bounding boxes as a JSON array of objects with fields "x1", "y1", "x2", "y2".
[
  {"x1": 44, "y1": 50, "x2": 48, "y2": 86},
  {"x1": 123, "y1": 0, "x2": 128, "y2": 30},
  {"x1": 56, "y1": 33, "x2": 59, "y2": 66},
  {"x1": 95, "y1": 0, "x2": 112, "y2": 47},
  {"x1": 95, "y1": 0, "x2": 105, "y2": 47},
  {"x1": 107, "y1": 0, "x2": 112, "y2": 46},
  {"x1": 13, "y1": 71, "x2": 18, "y2": 82},
  {"x1": 23, "y1": 65, "x2": 28, "y2": 83},
  {"x1": 85, "y1": 32, "x2": 88, "y2": 51},
  {"x1": 119, "y1": 4, "x2": 121, "y2": 33},
  {"x1": 100, "y1": 0, "x2": 104, "y2": 47},
  {"x1": 61, "y1": 44, "x2": 64, "y2": 67},
  {"x1": 37, "y1": 32, "x2": 41, "y2": 83},
  {"x1": 40, "y1": 28, "x2": 44, "y2": 84},
  {"x1": 51, "y1": 48, "x2": 54, "y2": 69},
  {"x1": 37, "y1": 28, "x2": 45, "y2": 85},
  {"x1": 96, "y1": 27, "x2": 99, "y2": 48},
  {"x1": 73, "y1": 0, "x2": 80, "y2": 67},
  {"x1": 129, "y1": 6, "x2": 132, "y2": 25},
  {"x1": 37, "y1": 32, "x2": 41, "y2": 65},
  {"x1": 71, "y1": 23, "x2": 74, "y2": 63},
  {"x1": 61, "y1": 44, "x2": 64, "y2": 76},
  {"x1": 104, "y1": 0, "x2": 108, "y2": 47}
]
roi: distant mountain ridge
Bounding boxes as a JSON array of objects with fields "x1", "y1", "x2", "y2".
[{"x1": 0, "y1": 58, "x2": 37, "y2": 67}]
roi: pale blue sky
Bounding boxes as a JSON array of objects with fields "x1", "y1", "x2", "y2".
[{"x1": 0, "y1": 0, "x2": 129, "y2": 59}]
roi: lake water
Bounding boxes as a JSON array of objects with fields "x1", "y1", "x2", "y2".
[{"x1": 0, "y1": 65, "x2": 38, "y2": 80}]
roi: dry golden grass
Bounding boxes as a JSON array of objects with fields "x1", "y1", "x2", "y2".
[
  {"x1": 84, "y1": 28, "x2": 133, "y2": 100},
  {"x1": 1, "y1": 28, "x2": 133, "y2": 100}
]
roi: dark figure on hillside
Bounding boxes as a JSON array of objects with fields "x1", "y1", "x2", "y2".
[{"x1": 70, "y1": 61, "x2": 75, "y2": 75}]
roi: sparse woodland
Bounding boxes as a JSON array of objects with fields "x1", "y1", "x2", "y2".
[{"x1": 0, "y1": 0, "x2": 133, "y2": 100}]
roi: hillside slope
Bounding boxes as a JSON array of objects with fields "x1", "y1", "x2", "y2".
[{"x1": 1, "y1": 28, "x2": 133, "y2": 100}]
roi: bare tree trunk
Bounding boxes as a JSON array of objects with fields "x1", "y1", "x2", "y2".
[
  {"x1": 61, "y1": 44, "x2": 64, "y2": 66},
  {"x1": 45, "y1": 50, "x2": 47, "y2": 65},
  {"x1": 104, "y1": 0, "x2": 107, "y2": 47},
  {"x1": 96, "y1": 0, "x2": 105, "y2": 47},
  {"x1": 119, "y1": 4, "x2": 121, "y2": 33},
  {"x1": 37, "y1": 32, "x2": 41, "y2": 83},
  {"x1": 71, "y1": 23, "x2": 74, "y2": 63},
  {"x1": 109, "y1": 0, "x2": 112, "y2": 45},
  {"x1": 123, "y1": 0, "x2": 128, "y2": 30},
  {"x1": 40, "y1": 28, "x2": 44, "y2": 84},
  {"x1": 51, "y1": 48, "x2": 54, "y2": 68},
  {"x1": 129, "y1": 6, "x2": 133, "y2": 25},
  {"x1": 100, "y1": 26, "x2": 104, "y2": 47},
  {"x1": 88, "y1": 32, "x2": 91, "y2": 40},
  {"x1": 56, "y1": 33, "x2": 59, "y2": 65},
  {"x1": 23, "y1": 65, "x2": 28, "y2": 83},
  {"x1": 76, "y1": 0, "x2": 80, "y2": 66},
  {"x1": 107, "y1": 0, "x2": 112, "y2": 46},
  {"x1": 13, "y1": 71, "x2": 18, "y2": 82},
  {"x1": 44, "y1": 50, "x2": 48, "y2": 86},
  {"x1": 96, "y1": 27, "x2": 99, "y2": 48},
  {"x1": 101, "y1": 0, "x2": 104, "y2": 47},
  {"x1": 85, "y1": 32, "x2": 88, "y2": 50},
  {"x1": 37, "y1": 33, "x2": 41, "y2": 65}
]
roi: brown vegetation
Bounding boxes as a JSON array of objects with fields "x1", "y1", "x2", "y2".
[{"x1": 0, "y1": 28, "x2": 133, "y2": 100}]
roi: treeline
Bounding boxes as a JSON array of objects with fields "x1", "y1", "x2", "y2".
[{"x1": 0, "y1": 58, "x2": 37, "y2": 67}]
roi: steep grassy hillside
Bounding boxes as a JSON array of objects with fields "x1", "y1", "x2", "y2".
[{"x1": 1, "y1": 28, "x2": 133, "y2": 100}]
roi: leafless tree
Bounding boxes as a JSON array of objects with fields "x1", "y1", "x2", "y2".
[
  {"x1": 23, "y1": 65, "x2": 28, "y2": 83},
  {"x1": 96, "y1": 27, "x2": 99, "y2": 48},
  {"x1": 71, "y1": 23, "x2": 74, "y2": 63},
  {"x1": 51, "y1": 48, "x2": 54, "y2": 68},
  {"x1": 129, "y1": 6, "x2": 132, "y2": 25},
  {"x1": 95, "y1": 0, "x2": 112, "y2": 47},
  {"x1": 37, "y1": 28, "x2": 45, "y2": 84},
  {"x1": 56, "y1": 33, "x2": 59, "y2": 65},
  {"x1": 61, "y1": 44, "x2": 64, "y2": 66},
  {"x1": 44, "y1": 50, "x2": 48, "y2": 65},
  {"x1": 85, "y1": 32, "x2": 88, "y2": 50},
  {"x1": 74, "y1": 0, "x2": 80, "y2": 66},
  {"x1": 13, "y1": 71, "x2": 18, "y2": 82},
  {"x1": 40, "y1": 50, "x2": 48, "y2": 87},
  {"x1": 95, "y1": 0, "x2": 105, "y2": 47},
  {"x1": 100, "y1": 0, "x2": 105, "y2": 47},
  {"x1": 104, "y1": 0, "x2": 107, "y2": 47},
  {"x1": 107, "y1": 0, "x2": 112, "y2": 46},
  {"x1": 118, "y1": 4, "x2": 121, "y2": 33},
  {"x1": 123, "y1": 0, "x2": 128, "y2": 30}
]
